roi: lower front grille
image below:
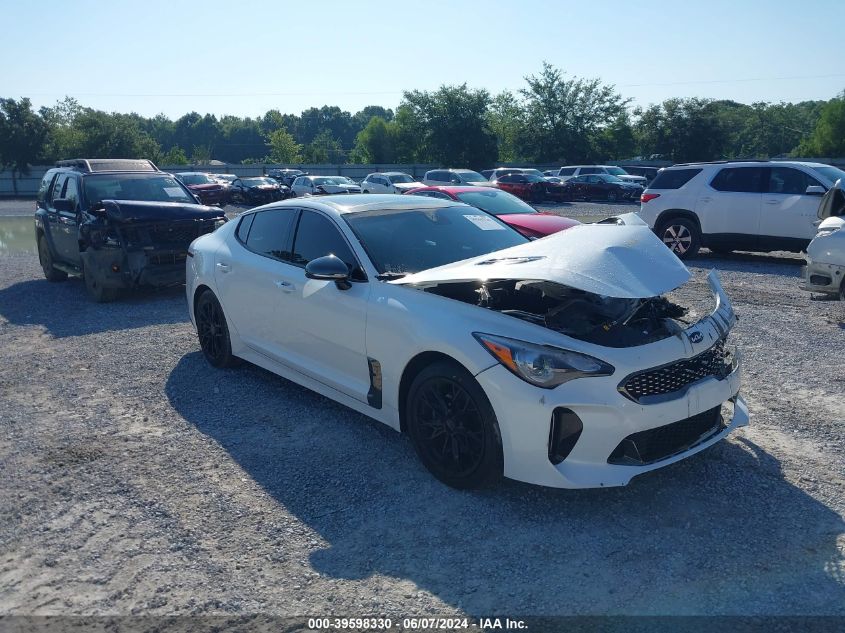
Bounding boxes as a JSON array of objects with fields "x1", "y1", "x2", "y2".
[
  {"x1": 618, "y1": 341, "x2": 732, "y2": 403},
  {"x1": 120, "y1": 220, "x2": 217, "y2": 249},
  {"x1": 607, "y1": 406, "x2": 723, "y2": 466}
]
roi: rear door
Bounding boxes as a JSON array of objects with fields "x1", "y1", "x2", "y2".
[
  {"x1": 762, "y1": 166, "x2": 825, "y2": 246},
  {"x1": 214, "y1": 209, "x2": 298, "y2": 356},
  {"x1": 695, "y1": 166, "x2": 764, "y2": 249}
]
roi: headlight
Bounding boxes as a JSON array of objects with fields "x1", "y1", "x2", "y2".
[{"x1": 473, "y1": 333, "x2": 614, "y2": 389}]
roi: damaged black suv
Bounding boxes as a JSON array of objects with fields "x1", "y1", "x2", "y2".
[{"x1": 35, "y1": 159, "x2": 226, "y2": 302}]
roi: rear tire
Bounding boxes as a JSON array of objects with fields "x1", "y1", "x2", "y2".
[
  {"x1": 38, "y1": 235, "x2": 67, "y2": 282},
  {"x1": 656, "y1": 216, "x2": 701, "y2": 259},
  {"x1": 405, "y1": 360, "x2": 503, "y2": 489},
  {"x1": 195, "y1": 290, "x2": 238, "y2": 368}
]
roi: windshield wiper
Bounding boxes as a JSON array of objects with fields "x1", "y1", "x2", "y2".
[{"x1": 377, "y1": 271, "x2": 408, "y2": 280}]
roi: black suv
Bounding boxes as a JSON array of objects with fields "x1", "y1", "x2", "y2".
[{"x1": 35, "y1": 159, "x2": 226, "y2": 302}]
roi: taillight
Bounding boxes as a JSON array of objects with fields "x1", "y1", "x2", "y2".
[{"x1": 641, "y1": 193, "x2": 661, "y2": 203}]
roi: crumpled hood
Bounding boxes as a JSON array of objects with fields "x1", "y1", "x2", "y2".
[
  {"x1": 101, "y1": 199, "x2": 225, "y2": 223},
  {"x1": 393, "y1": 182, "x2": 425, "y2": 191},
  {"x1": 393, "y1": 213, "x2": 691, "y2": 298}
]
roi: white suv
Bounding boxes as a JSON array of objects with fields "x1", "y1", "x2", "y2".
[
  {"x1": 636, "y1": 160, "x2": 845, "y2": 258},
  {"x1": 556, "y1": 165, "x2": 647, "y2": 186}
]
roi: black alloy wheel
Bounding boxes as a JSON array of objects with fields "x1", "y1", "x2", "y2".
[
  {"x1": 607, "y1": 189, "x2": 619, "y2": 202},
  {"x1": 196, "y1": 290, "x2": 238, "y2": 368},
  {"x1": 406, "y1": 360, "x2": 503, "y2": 489}
]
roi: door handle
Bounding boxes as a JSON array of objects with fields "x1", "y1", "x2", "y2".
[
  {"x1": 764, "y1": 200, "x2": 779, "y2": 205},
  {"x1": 699, "y1": 196, "x2": 712, "y2": 203},
  {"x1": 216, "y1": 262, "x2": 231, "y2": 273},
  {"x1": 275, "y1": 280, "x2": 295, "y2": 292}
]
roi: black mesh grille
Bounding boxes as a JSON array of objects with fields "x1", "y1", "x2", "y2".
[
  {"x1": 121, "y1": 220, "x2": 216, "y2": 249},
  {"x1": 619, "y1": 341, "x2": 732, "y2": 403},
  {"x1": 608, "y1": 406, "x2": 723, "y2": 465}
]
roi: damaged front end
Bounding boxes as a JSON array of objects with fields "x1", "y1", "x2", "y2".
[{"x1": 81, "y1": 199, "x2": 225, "y2": 289}]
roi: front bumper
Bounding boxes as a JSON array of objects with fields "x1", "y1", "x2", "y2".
[
  {"x1": 82, "y1": 248, "x2": 187, "y2": 289},
  {"x1": 476, "y1": 359, "x2": 745, "y2": 489},
  {"x1": 800, "y1": 261, "x2": 845, "y2": 295}
]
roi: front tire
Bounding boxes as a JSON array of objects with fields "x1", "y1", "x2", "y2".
[
  {"x1": 607, "y1": 190, "x2": 618, "y2": 202},
  {"x1": 38, "y1": 234, "x2": 67, "y2": 282},
  {"x1": 656, "y1": 216, "x2": 701, "y2": 259},
  {"x1": 405, "y1": 360, "x2": 503, "y2": 489},
  {"x1": 195, "y1": 290, "x2": 238, "y2": 368},
  {"x1": 82, "y1": 254, "x2": 118, "y2": 303}
]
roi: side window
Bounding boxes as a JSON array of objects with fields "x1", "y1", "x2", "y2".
[
  {"x1": 649, "y1": 168, "x2": 701, "y2": 190},
  {"x1": 514, "y1": 176, "x2": 528, "y2": 183},
  {"x1": 291, "y1": 210, "x2": 360, "y2": 276},
  {"x1": 50, "y1": 174, "x2": 68, "y2": 204},
  {"x1": 581, "y1": 167, "x2": 599, "y2": 175},
  {"x1": 710, "y1": 167, "x2": 764, "y2": 193},
  {"x1": 245, "y1": 208, "x2": 297, "y2": 261},
  {"x1": 37, "y1": 172, "x2": 55, "y2": 206},
  {"x1": 558, "y1": 168, "x2": 576, "y2": 176},
  {"x1": 236, "y1": 213, "x2": 255, "y2": 243},
  {"x1": 768, "y1": 167, "x2": 821, "y2": 195},
  {"x1": 498, "y1": 175, "x2": 514, "y2": 183},
  {"x1": 232, "y1": 179, "x2": 242, "y2": 187},
  {"x1": 64, "y1": 177, "x2": 80, "y2": 209}
]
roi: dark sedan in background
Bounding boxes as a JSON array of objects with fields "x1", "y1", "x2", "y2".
[
  {"x1": 406, "y1": 185, "x2": 580, "y2": 238},
  {"x1": 175, "y1": 172, "x2": 228, "y2": 206},
  {"x1": 565, "y1": 174, "x2": 644, "y2": 202},
  {"x1": 229, "y1": 177, "x2": 288, "y2": 204}
]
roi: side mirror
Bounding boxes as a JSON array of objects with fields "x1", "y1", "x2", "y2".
[
  {"x1": 305, "y1": 255, "x2": 351, "y2": 289},
  {"x1": 805, "y1": 185, "x2": 826, "y2": 196},
  {"x1": 53, "y1": 198, "x2": 75, "y2": 212}
]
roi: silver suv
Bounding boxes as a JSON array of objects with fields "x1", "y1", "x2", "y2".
[
  {"x1": 555, "y1": 165, "x2": 647, "y2": 186},
  {"x1": 636, "y1": 160, "x2": 845, "y2": 258}
]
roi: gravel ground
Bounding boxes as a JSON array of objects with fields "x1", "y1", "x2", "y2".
[{"x1": 1, "y1": 196, "x2": 844, "y2": 617}]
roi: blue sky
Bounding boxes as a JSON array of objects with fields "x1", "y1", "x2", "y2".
[{"x1": 2, "y1": 0, "x2": 844, "y2": 119}]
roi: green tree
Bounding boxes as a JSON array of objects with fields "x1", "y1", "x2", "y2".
[
  {"x1": 267, "y1": 127, "x2": 303, "y2": 163},
  {"x1": 39, "y1": 96, "x2": 84, "y2": 161},
  {"x1": 797, "y1": 93, "x2": 845, "y2": 157},
  {"x1": 160, "y1": 146, "x2": 189, "y2": 166},
  {"x1": 68, "y1": 109, "x2": 160, "y2": 159},
  {"x1": 519, "y1": 62, "x2": 630, "y2": 162},
  {"x1": 302, "y1": 129, "x2": 344, "y2": 163},
  {"x1": 487, "y1": 91, "x2": 525, "y2": 163},
  {"x1": 397, "y1": 84, "x2": 498, "y2": 167},
  {"x1": 0, "y1": 98, "x2": 50, "y2": 194},
  {"x1": 633, "y1": 98, "x2": 728, "y2": 163},
  {"x1": 350, "y1": 116, "x2": 397, "y2": 163}
]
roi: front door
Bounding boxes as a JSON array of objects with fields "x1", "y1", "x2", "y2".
[{"x1": 761, "y1": 166, "x2": 825, "y2": 247}]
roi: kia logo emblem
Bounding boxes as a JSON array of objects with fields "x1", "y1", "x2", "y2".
[{"x1": 689, "y1": 331, "x2": 703, "y2": 344}]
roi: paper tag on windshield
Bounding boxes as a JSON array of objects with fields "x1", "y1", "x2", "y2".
[
  {"x1": 164, "y1": 187, "x2": 185, "y2": 197},
  {"x1": 464, "y1": 214, "x2": 505, "y2": 230}
]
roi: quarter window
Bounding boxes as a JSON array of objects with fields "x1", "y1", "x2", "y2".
[
  {"x1": 649, "y1": 168, "x2": 702, "y2": 190},
  {"x1": 710, "y1": 167, "x2": 764, "y2": 193},
  {"x1": 245, "y1": 208, "x2": 297, "y2": 261},
  {"x1": 292, "y1": 211, "x2": 361, "y2": 277},
  {"x1": 50, "y1": 174, "x2": 68, "y2": 204},
  {"x1": 558, "y1": 168, "x2": 576, "y2": 176},
  {"x1": 236, "y1": 213, "x2": 255, "y2": 243}
]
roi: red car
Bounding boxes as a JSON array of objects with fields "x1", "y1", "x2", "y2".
[
  {"x1": 491, "y1": 173, "x2": 571, "y2": 202},
  {"x1": 175, "y1": 172, "x2": 228, "y2": 206},
  {"x1": 405, "y1": 186, "x2": 580, "y2": 238}
]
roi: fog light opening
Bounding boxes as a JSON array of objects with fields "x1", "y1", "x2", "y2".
[
  {"x1": 548, "y1": 407, "x2": 583, "y2": 465},
  {"x1": 111, "y1": 264, "x2": 120, "y2": 273}
]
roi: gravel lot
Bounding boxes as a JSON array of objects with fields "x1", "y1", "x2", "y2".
[{"x1": 1, "y1": 196, "x2": 844, "y2": 617}]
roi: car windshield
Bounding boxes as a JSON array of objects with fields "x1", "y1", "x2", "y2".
[
  {"x1": 812, "y1": 166, "x2": 845, "y2": 185},
  {"x1": 344, "y1": 205, "x2": 528, "y2": 275},
  {"x1": 605, "y1": 167, "x2": 628, "y2": 176},
  {"x1": 83, "y1": 173, "x2": 195, "y2": 205},
  {"x1": 522, "y1": 174, "x2": 544, "y2": 183},
  {"x1": 243, "y1": 177, "x2": 274, "y2": 186},
  {"x1": 456, "y1": 190, "x2": 537, "y2": 215},
  {"x1": 598, "y1": 174, "x2": 624, "y2": 183},
  {"x1": 178, "y1": 174, "x2": 213, "y2": 185},
  {"x1": 458, "y1": 171, "x2": 487, "y2": 182},
  {"x1": 388, "y1": 174, "x2": 414, "y2": 184},
  {"x1": 313, "y1": 177, "x2": 349, "y2": 185}
]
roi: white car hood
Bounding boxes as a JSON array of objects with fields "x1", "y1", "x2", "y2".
[{"x1": 393, "y1": 213, "x2": 691, "y2": 299}]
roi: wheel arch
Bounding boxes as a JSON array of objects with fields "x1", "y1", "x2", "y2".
[
  {"x1": 192, "y1": 284, "x2": 214, "y2": 319},
  {"x1": 655, "y1": 209, "x2": 701, "y2": 232},
  {"x1": 397, "y1": 350, "x2": 472, "y2": 434}
]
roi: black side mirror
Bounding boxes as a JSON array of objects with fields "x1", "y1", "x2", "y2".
[
  {"x1": 305, "y1": 255, "x2": 351, "y2": 289},
  {"x1": 53, "y1": 198, "x2": 75, "y2": 212}
]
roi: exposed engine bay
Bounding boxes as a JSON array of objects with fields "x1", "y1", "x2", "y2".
[{"x1": 420, "y1": 279, "x2": 700, "y2": 347}]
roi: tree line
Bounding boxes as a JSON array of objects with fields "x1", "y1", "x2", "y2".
[{"x1": 1, "y1": 62, "x2": 843, "y2": 184}]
